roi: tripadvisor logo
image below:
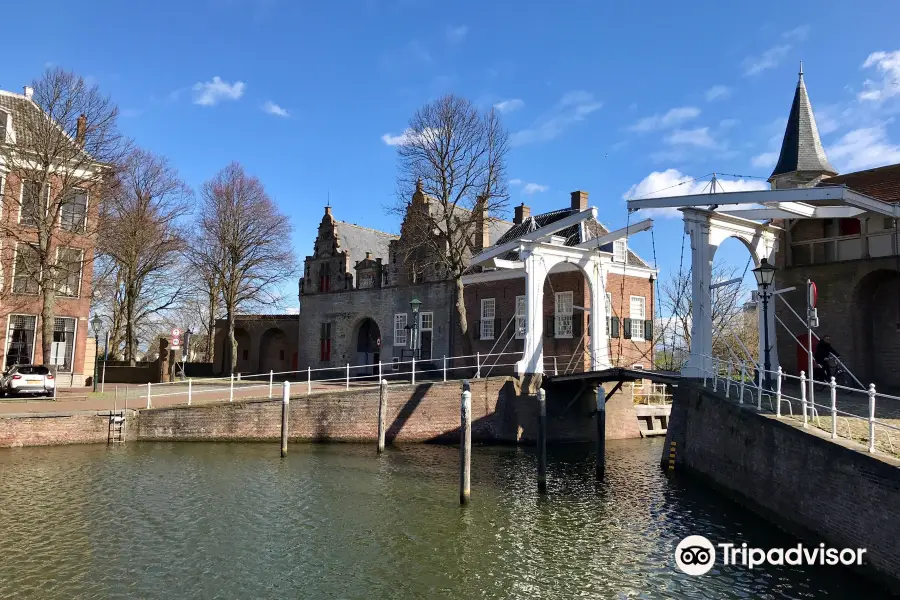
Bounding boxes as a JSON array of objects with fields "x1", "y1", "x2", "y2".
[{"x1": 674, "y1": 535, "x2": 867, "y2": 575}]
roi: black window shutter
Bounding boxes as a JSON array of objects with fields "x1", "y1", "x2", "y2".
[
  {"x1": 623, "y1": 318, "x2": 632, "y2": 339},
  {"x1": 644, "y1": 319, "x2": 653, "y2": 341},
  {"x1": 320, "y1": 323, "x2": 327, "y2": 339},
  {"x1": 611, "y1": 317, "x2": 619, "y2": 338},
  {"x1": 573, "y1": 315, "x2": 583, "y2": 338},
  {"x1": 495, "y1": 317, "x2": 502, "y2": 338},
  {"x1": 474, "y1": 320, "x2": 481, "y2": 340},
  {"x1": 545, "y1": 315, "x2": 555, "y2": 337}
]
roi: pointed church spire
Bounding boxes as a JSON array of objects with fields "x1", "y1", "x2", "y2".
[{"x1": 769, "y1": 64, "x2": 837, "y2": 186}]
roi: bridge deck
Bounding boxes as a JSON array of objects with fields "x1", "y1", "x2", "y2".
[{"x1": 545, "y1": 367, "x2": 681, "y2": 386}]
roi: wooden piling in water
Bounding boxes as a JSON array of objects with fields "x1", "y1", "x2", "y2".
[
  {"x1": 460, "y1": 380, "x2": 471, "y2": 505},
  {"x1": 596, "y1": 385, "x2": 606, "y2": 481},
  {"x1": 377, "y1": 380, "x2": 387, "y2": 453},
  {"x1": 537, "y1": 388, "x2": 547, "y2": 493},
  {"x1": 280, "y1": 381, "x2": 290, "y2": 458}
]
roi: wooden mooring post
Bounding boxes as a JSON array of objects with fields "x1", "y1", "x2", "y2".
[
  {"x1": 460, "y1": 380, "x2": 472, "y2": 505},
  {"x1": 377, "y1": 379, "x2": 388, "y2": 453},
  {"x1": 280, "y1": 381, "x2": 290, "y2": 458},
  {"x1": 537, "y1": 388, "x2": 547, "y2": 493},
  {"x1": 596, "y1": 384, "x2": 606, "y2": 481}
]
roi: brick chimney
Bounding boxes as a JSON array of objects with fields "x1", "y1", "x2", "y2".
[
  {"x1": 75, "y1": 113, "x2": 87, "y2": 146},
  {"x1": 571, "y1": 190, "x2": 589, "y2": 212},
  {"x1": 474, "y1": 196, "x2": 491, "y2": 251},
  {"x1": 514, "y1": 203, "x2": 531, "y2": 225}
]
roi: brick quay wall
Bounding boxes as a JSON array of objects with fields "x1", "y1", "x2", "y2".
[{"x1": 664, "y1": 381, "x2": 900, "y2": 591}]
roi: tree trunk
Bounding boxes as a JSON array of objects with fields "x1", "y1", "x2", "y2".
[
  {"x1": 206, "y1": 291, "x2": 217, "y2": 364},
  {"x1": 227, "y1": 313, "x2": 237, "y2": 375},
  {"x1": 40, "y1": 287, "x2": 56, "y2": 368},
  {"x1": 454, "y1": 277, "x2": 472, "y2": 356}
]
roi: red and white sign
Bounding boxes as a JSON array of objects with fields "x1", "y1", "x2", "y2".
[
  {"x1": 171, "y1": 328, "x2": 182, "y2": 338},
  {"x1": 170, "y1": 337, "x2": 181, "y2": 348},
  {"x1": 808, "y1": 281, "x2": 817, "y2": 308}
]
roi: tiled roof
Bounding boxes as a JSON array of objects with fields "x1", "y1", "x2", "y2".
[
  {"x1": 770, "y1": 72, "x2": 837, "y2": 179},
  {"x1": 335, "y1": 222, "x2": 397, "y2": 267},
  {"x1": 0, "y1": 91, "x2": 39, "y2": 146},
  {"x1": 818, "y1": 163, "x2": 900, "y2": 203},
  {"x1": 493, "y1": 207, "x2": 649, "y2": 267}
]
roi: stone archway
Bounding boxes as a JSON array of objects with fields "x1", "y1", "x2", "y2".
[
  {"x1": 854, "y1": 269, "x2": 900, "y2": 386},
  {"x1": 354, "y1": 318, "x2": 381, "y2": 375},
  {"x1": 259, "y1": 327, "x2": 288, "y2": 374}
]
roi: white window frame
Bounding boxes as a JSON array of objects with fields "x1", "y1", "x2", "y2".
[
  {"x1": 555, "y1": 291, "x2": 574, "y2": 339},
  {"x1": 515, "y1": 295, "x2": 526, "y2": 339},
  {"x1": 12, "y1": 242, "x2": 40, "y2": 296},
  {"x1": 5, "y1": 314, "x2": 38, "y2": 367},
  {"x1": 18, "y1": 181, "x2": 47, "y2": 227},
  {"x1": 60, "y1": 188, "x2": 89, "y2": 233},
  {"x1": 55, "y1": 247, "x2": 84, "y2": 298},
  {"x1": 630, "y1": 295, "x2": 646, "y2": 341},
  {"x1": 394, "y1": 313, "x2": 408, "y2": 346},
  {"x1": 613, "y1": 239, "x2": 627, "y2": 263},
  {"x1": 480, "y1": 298, "x2": 495, "y2": 340},
  {"x1": 391, "y1": 357, "x2": 400, "y2": 371}
]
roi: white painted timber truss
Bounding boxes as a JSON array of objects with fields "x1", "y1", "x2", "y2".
[
  {"x1": 627, "y1": 184, "x2": 899, "y2": 379},
  {"x1": 467, "y1": 207, "x2": 656, "y2": 375}
]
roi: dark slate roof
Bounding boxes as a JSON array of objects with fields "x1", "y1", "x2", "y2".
[
  {"x1": 335, "y1": 222, "x2": 397, "y2": 267},
  {"x1": 770, "y1": 72, "x2": 837, "y2": 180},
  {"x1": 817, "y1": 163, "x2": 900, "y2": 203},
  {"x1": 493, "y1": 208, "x2": 649, "y2": 267},
  {"x1": 0, "y1": 91, "x2": 37, "y2": 145}
]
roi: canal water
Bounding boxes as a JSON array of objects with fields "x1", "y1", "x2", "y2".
[{"x1": 0, "y1": 439, "x2": 887, "y2": 599}]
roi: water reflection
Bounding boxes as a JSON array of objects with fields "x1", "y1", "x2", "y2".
[{"x1": 0, "y1": 439, "x2": 887, "y2": 599}]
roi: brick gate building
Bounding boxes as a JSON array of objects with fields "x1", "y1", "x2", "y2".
[{"x1": 768, "y1": 69, "x2": 900, "y2": 387}]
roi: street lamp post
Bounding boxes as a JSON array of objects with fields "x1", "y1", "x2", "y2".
[
  {"x1": 90, "y1": 315, "x2": 102, "y2": 393},
  {"x1": 752, "y1": 258, "x2": 777, "y2": 388},
  {"x1": 409, "y1": 297, "x2": 422, "y2": 358}
]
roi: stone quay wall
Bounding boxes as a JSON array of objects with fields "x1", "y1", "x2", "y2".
[
  {"x1": 0, "y1": 412, "x2": 136, "y2": 448},
  {"x1": 664, "y1": 381, "x2": 900, "y2": 590}
]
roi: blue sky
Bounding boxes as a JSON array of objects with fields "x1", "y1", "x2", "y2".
[{"x1": 5, "y1": 0, "x2": 900, "y2": 309}]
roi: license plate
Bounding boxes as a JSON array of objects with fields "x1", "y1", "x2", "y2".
[{"x1": 26, "y1": 378, "x2": 41, "y2": 383}]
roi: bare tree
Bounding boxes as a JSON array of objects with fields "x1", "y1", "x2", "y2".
[
  {"x1": 390, "y1": 94, "x2": 509, "y2": 353},
  {"x1": 97, "y1": 149, "x2": 192, "y2": 364},
  {"x1": 191, "y1": 163, "x2": 296, "y2": 373},
  {"x1": 185, "y1": 235, "x2": 225, "y2": 364},
  {"x1": 0, "y1": 67, "x2": 128, "y2": 366},
  {"x1": 656, "y1": 261, "x2": 759, "y2": 371}
]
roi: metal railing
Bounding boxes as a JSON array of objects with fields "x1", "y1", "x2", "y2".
[
  {"x1": 134, "y1": 351, "x2": 525, "y2": 409},
  {"x1": 699, "y1": 354, "x2": 900, "y2": 456},
  {"x1": 631, "y1": 382, "x2": 672, "y2": 405}
]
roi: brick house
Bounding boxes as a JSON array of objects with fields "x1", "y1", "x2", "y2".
[
  {"x1": 461, "y1": 191, "x2": 656, "y2": 374},
  {"x1": 0, "y1": 87, "x2": 98, "y2": 386},
  {"x1": 767, "y1": 69, "x2": 900, "y2": 386}
]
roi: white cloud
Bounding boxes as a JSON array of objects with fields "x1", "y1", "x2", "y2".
[
  {"x1": 445, "y1": 25, "x2": 468, "y2": 44},
  {"x1": 751, "y1": 152, "x2": 779, "y2": 168},
  {"x1": 623, "y1": 169, "x2": 767, "y2": 218},
  {"x1": 261, "y1": 101, "x2": 289, "y2": 117},
  {"x1": 192, "y1": 76, "x2": 245, "y2": 106},
  {"x1": 665, "y1": 127, "x2": 716, "y2": 148},
  {"x1": 705, "y1": 85, "x2": 731, "y2": 102},
  {"x1": 494, "y1": 98, "x2": 524, "y2": 113},
  {"x1": 509, "y1": 178, "x2": 523, "y2": 185},
  {"x1": 285, "y1": 307, "x2": 300, "y2": 315},
  {"x1": 522, "y1": 183, "x2": 548, "y2": 194},
  {"x1": 782, "y1": 25, "x2": 810, "y2": 42},
  {"x1": 827, "y1": 125, "x2": 900, "y2": 171},
  {"x1": 510, "y1": 90, "x2": 602, "y2": 146},
  {"x1": 858, "y1": 50, "x2": 900, "y2": 102},
  {"x1": 628, "y1": 106, "x2": 700, "y2": 132},
  {"x1": 719, "y1": 118, "x2": 739, "y2": 129},
  {"x1": 381, "y1": 127, "x2": 440, "y2": 147},
  {"x1": 742, "y1": 45, "x2": 791, "y2": 76}
]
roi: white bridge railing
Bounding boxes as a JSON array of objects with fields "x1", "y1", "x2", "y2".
[
  {"x1": 699, "y1": 354, "x2": 900, "y2": 456},
  {"x1": 135, "y1": 351, "x2": 524, "y2": 409}
]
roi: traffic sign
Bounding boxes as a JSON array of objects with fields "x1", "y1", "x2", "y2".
[
  {"x1": 171, "y1": 336, "x2": 181, "y2": 348},
  {"x1": 808, "y1": 281, "x2": 817, "y2": 308},
  {"x1": 171, "y1": 328, "x2": 182, "y2": 337}
]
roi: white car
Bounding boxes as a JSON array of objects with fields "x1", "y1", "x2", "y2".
[{"x1": 1, "y1": 365, "x2": 55, "y2": 397}]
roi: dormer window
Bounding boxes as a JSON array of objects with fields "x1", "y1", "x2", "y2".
[
  {"x1": 358, "y1": 271, "x2": 375, "y2": 289},
  {"x1": 0, "y1": 109, "x2": 8, "y2": 143},
  {"x1": 613, "y1": 239, "x2": 627, "y2": 263}
]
